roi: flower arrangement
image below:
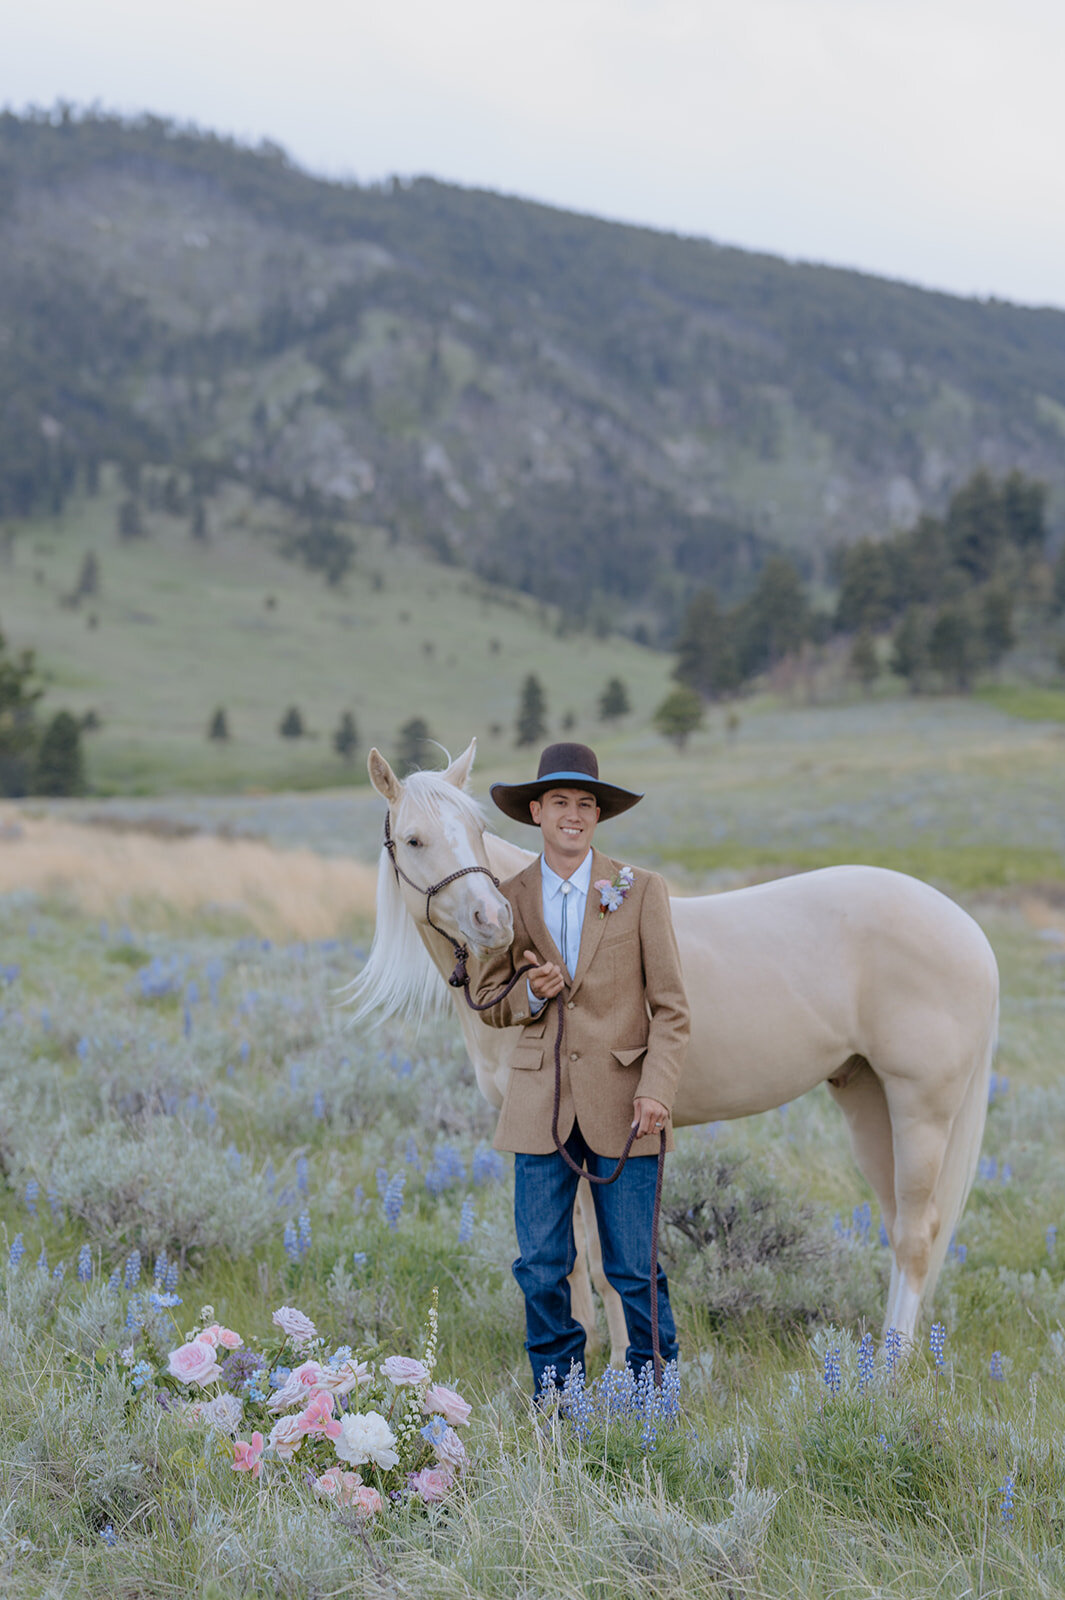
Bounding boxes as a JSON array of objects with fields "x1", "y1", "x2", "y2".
[
  {"x1": 594, "y1": 864, "x2": 635, "y2": 917},
  {"x1": 129, "y1": 1289, "x2": 470, "y2": 1516}
]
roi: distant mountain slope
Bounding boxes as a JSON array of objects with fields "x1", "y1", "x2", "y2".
[{"x1": 2, "y1": 109, "x2": 1063, "y2": 637}]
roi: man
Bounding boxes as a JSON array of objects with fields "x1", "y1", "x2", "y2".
[{"x1": 472, "y1": 742, "x2": 690, "y2": 1391}]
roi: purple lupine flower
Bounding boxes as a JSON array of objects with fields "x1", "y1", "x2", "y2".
[
  {"x1": 822, "y1": 1346, "x2": 842, "y2": 1395},
  {"x1": 990, "y1": 1351, "x2": 1005, "y2": 1381},
  {"x1": 124, "y1": 1250, "x2": 142, "y2": 1290},
  {"x1": 857, "y1": 1332, "x2": 875, "y2": 1394},
  {"x1": 999, "y1": 1472, "x2": 1016, "y2": 1525},
  {"x1": 77, "y1": 1244, "x2": 93, "y2": 1283},
  {"x1": 929, "y1": 1322, "x2": 947, "y2": 1369},
  {"x1": 8, "y1": 1233, "x2": 25, "y2": 1269},
  {"x1": 383, "y1": 1171, "x2": 405, "y2": 1230},
  {"x1": 458, "y1": 1196, "x2": 475, "y2": 1244}
]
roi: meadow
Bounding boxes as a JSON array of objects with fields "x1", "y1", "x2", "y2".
[{"x1": 2, "y1": 686, "x2": 1065, "y2": 1597}]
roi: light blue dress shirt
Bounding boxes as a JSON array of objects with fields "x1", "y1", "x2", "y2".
[{"x1": 528, "y1": 850, "x2": 594, "y2": 1011}]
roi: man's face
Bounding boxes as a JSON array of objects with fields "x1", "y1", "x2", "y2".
[{"x1": 529, "y1": 787, "x2": 600, "y2": 867}]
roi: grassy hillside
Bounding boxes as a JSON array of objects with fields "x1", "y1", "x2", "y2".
[
  {"x1": 3, "y1": 110, "x2": 1065, "y2": 642},
  {"x1": 1, "y1": 477, "x2": 673, "y2": 794}
]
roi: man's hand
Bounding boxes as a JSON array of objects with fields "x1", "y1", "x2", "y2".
[
  {"x1": 632, "y1": 1097, "x2": 669, "y2": 1138},
  {"x1": 523, "y1": 950, "x2": 566, "y2": 1000}
]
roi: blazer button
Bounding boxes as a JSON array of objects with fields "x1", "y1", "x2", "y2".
[
  {"x1": 567, "y1": 1001, "x2": 575, "y2": 1010},
  {"x1": 569, "y1": 1052, "x2": 579, "y2": 1062}
]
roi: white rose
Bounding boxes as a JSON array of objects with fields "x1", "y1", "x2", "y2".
[
  {"x1": 201, "y1": 1392, "x2": 244, "y2": 1435},
  {"x1": 434, "y1": 1426, "x2": 468, "y2": 1473},
  {"x1": 272, "y1": 1306, "x2": 318, "y2": 1345},
  {"x1": 335, "y1": 1410, "x2": 399, "y2": 1470},
  {"x1": 320, "y1": 1358, "x2": 373, "y2": 1397}
]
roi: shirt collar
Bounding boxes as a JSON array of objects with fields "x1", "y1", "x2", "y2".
[{"x1": 540, "y1": 850, "x2": 593, "y2": 900}]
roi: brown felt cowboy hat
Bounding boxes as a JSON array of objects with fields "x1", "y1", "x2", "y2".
[{"x1": 490, "y1": 742, "x2": 643, "y2": 825}]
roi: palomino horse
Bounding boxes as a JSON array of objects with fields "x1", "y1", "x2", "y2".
[{"x1": 351, "y1": 740, "x2": 999, "y2": 1357}]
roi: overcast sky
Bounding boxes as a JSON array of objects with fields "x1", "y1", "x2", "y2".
[{"x1": 5, "y1": 0, "x2": 1064, "y2": 310}]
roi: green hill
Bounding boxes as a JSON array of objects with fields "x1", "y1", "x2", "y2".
[{"x1": 2, "y1": 108, "x2": 1064, "y2": 645}]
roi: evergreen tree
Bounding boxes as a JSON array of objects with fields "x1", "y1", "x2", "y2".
[
  {"x1": 834, "y1": 540, "x2": 895, "y2": 633},
  {"x1": 279, "y1": 706, "x2": 305, "y2": 738},
  {"x1": 207, "y1": 707, "x2": 230, "y2": 741},
  {"x1": 673, "y1": 586, "x2": 741, "y2": 698},
  {"x1": 332, "y1": 710, "x2": 358, "y2": 762},
  {"x1": 0, "y1": 627, "x2": 45, "y2": 796},
  {"x1": 117, "y1": 497, "x2": 145, "y2": 541},
  {"x1": 1001, "y1": 470, "x2": 1047, "y2": 551},
  {"x1": 849, "y1": 629, "x2": 880, "y2": 691},
  {"x1": 515, "y1": 674, "x2": 548, "y2": 746},
  {"x1": 980, "y1": 583, "x2": 1015, "y2": 670},
  {"x1": 397, "y1": 716, "x2": 434, "y2": 773},
  {"x1": 190, "y1": 499, "x2": 208, "y2": 541},
  {"x1": 598, "y1": 677, "x2": 631, "y2": 721},
  {"x1": 890, "y1": 606, "x2": 929, "y2": 692},
  {"x1": 928, "y1": 604, "x2": 979, "y2": 691},
  {"x1": 74, "y1": 551, "x2": 99, "y2": 599},
  {"x1": 652, "y1": 685, "x2": 704, "y2": 750},
  {"x1": 945, "y1": 470, "x2": 1005, "y2": 582},
  {"x1": 735, "y1": 556, "x2": 808, "y2": 678},
  {"x1": 32, "y1": 710, "x2": 84, "y2": 796},
  {"x1": 1051, "y1": 546, "x2": 1065, "y2": 617}
]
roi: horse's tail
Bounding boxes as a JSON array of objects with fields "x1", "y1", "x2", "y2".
[{"x1": 923, "y1": 975, "x2": 999, "y2": 1309}]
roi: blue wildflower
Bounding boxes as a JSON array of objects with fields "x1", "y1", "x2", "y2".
[
  {"x1": 312, "y1": 1091, "x2": 326, "y2": 1120},
  {"x1": 999, "y1": 1472, "x2": 1016, "y2": 1526},
  {"x1": 24, "y1": 1178, "x2": 39, "y2": 1216},
  {"x1": 107, "y1": 1269, "x2": 122, "y2": 1295},
  {"x1": 375, "y1": 1166, "x2": 389, "y2": 1200},
  {"x1": 164, "y1": 1261, "x2": 179, "y2": 1293},
  {"x1": 420, "y1": 1415, "x2": 449, "y2": 1446},
  {"x1": 124, "y1": 1250, "x2": 142, "y2": 1290},
  {"x1": 858, "y1": 1332, "x2": 875, "y2": 1394},
  {"x1": 352, "y1": 1250, "x2": 367, "y2": 1267},
  {"x1": 852, "y1": 1202, "x2": 872, "y2": 1244},
  {"x1": 879, "y1": 1221, "x2": 890, "y2": 1248},
  {"x1": 9, "y1": 1233, "x2": 25, "y2": 1269},
  {"x1": 383, "y1": 1171, "x2": 405, "y2": 1230},
  {"x1": 76, "y1": 1036, "x2": 90, "y2": 1059},
  {"x1": 283, "y1": 1220, "x2": 300, "y2": 1263},
  {"x1": 77, "y1": 1244, "x2": 93, "y2": 1283},
  {"x1": 37, "y1": 1247, "x2": 48, "y2": 1274},
  {"x1": 458, "y1": 1196, "x2": 475, "y2": 1244},
  {"x1": 298, "y1": 1211, "x2": 312, "y2": 1256},
  {"x1": 1047, "y1": 1225, "x2": 1058, "y2": 1257},
  {"x1": 269, "y1": 1366, "x2": 292, "y2": 1390},
  {"x1": 404, "y1": 1134, "x2": 421, "y2": 1169},
  {"x1": 990, "y1": 1351, "x2": 1005, "y2": 1381},
  {"x1": 472, "y1": 1146, "x2": 505, "y2": 1186},
  {"x1": 130, "y1": 1360, "x2": 153, "y2": 1391},
  {"x1": 562, "y1": 1361, "x2": 595, "y2": 1442},
  {"x1": 929, "y1": 1322, "x2": 947, "y2": 1370},
  {"x1": 296, "y1": 1155, "x2": 309, "y2": 1194},
  {"x1": 99, "y1": 1524, "x2": 117, "y2": 1547},
  {"x1": 822, "y1": 1345, "x2": 842, "y2": 1396},
  {"x1": 52, "y1": 1260, "x2": 65, "y2": 1281},
  {"x1": 148, "y1": 1291, "x2": 182, "y2": 1310}
]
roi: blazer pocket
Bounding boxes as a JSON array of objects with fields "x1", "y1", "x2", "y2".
[
  {"x1": 512, "y1": 1043, "x2": 545, "y2": 1071},
  {"x1": 611, "y1": 1046, "x2": 648, "y2": 1068}
]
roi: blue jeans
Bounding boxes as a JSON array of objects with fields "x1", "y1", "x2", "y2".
[{"x1": 513, "y1": 1124, "x2": 678, "y2": 1392}]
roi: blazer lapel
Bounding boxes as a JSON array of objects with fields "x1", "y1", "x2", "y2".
[
  {"x1": 515, "y1": 859, "x2": 563, "y2": 969},
  {"x1": 569, "y1": 849, "x2": 613, "y2": 998}
]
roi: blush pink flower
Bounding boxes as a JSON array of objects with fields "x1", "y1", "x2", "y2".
[
  {"x1": 267, "y1": 1414, "x2": 305, "y2": 1461},
  {"x1": 232, "y1": 1432, "x2": 264, "y2": 1478},
  {"x1": 297, "y1": 1391, "x2": 342, "y2": 1440},
  {"x1": 167, "y1": 1340, "x2": 223, "y2": 1387},
  {"x1": 433, "y1": 1426, "x2": 468, "y2": 1473},
  {"x1": 313, "y1": 1467, "x2": 364, "y2": 1504},
  {"x1": 217, "y1": 1327, "x2": 242, "y2": 1350},
  {"x1": 423, "y1": 1383, "x2": 471, "y2": 1427},
  {"x1": 319, "y1": 1358, "x2": 373, "y2": 1397},
  {"x1": 272, "y1": 1306, "x2": 317, "y2": 1345},
  {"x1": 351, "y1": 1485, "x2": 383, "y2": 1519},
  {"x1": 380, "y1": 1355, "x2": 429, "y2": 1387},
  {"x1": 267, "y1": 1359, "x2": 326, "y2": 1412},
  {"x1": 409, "y1": 1465, "x2": 454, "y2": 1503}
]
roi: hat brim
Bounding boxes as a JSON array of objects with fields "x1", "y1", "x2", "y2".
[{"x1": 490, "y1": 770, "x2": 643, "y2": 825}]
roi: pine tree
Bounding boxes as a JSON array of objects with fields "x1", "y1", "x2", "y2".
[
  {"x1": 848, "y1": 629, "x2": 880, "y2": 691},
  {"x1": 598, "y1": 677, "x2": 631, "y2": 720},
  {"x1": 890, "y1": 606, "x2": 929, "y2": 691},
  {"x1": 117, "y1": 497, "x2": 145, "y2": 541},
  {"x1": 0, "y1": 628, "x2": 45, "y2": 797},
  {"x1": 208, "y1": 708, "x2": 230, "y2": 741},
  {"x1": 74, "y1": 551, "x2": 99, "y2": 599},
  {"x1": 980, "y1": 584, "x2": 1015, "y2": 670},
  {"x1": 32, "y1": 711, "x2": 85, "y2": 796},
  {"x1": 652, "y1": 685, "x2": 704, "y2": 750},
  {"x1": 333, "y1": 710, "x2": 358, "y2": 762},
  {"x1": 515, "y1": 674, "x2": 548, "y2": 746},
  {"x1": 928, "y1": 604, "x2": 980, "y2": 691},
  {"x1": 397, "y1": 716, "x2": 434, "y2": 773},
  {"x1": 279, "y1": 706, "x2": 305, "y2": 738}
]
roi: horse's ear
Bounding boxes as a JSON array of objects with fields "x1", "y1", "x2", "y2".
[
  {"x1": 368, "y1": 748, "x2": 402, "y2": 804},
  {"x1": 443, "y1": 738, "x2": 477, "y2": 791}
]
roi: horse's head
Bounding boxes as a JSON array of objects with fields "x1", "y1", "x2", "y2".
[{"x1": 368, "y1": 738, "x2": 514, "y2": 960}]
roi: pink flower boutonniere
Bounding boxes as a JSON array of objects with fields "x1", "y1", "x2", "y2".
[{"x1": 595, "y1": 865, "x2": 635, "y2": 917}]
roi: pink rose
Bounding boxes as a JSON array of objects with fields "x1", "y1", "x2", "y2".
[
  {"x1": 267, "y1": 1414, "x2": 305, "y2": 1461},
  {"x1": 409, "y1": 1465, "x2": 454, "y2": 1503},
  {"x1": 198, "y1": 1325, "x2": 221, "y2": 1346},
  {"x1": 267, "y1": 1359, "x2": 325, "y2": 1412},
  {"x1": 423, "y1": 1383, "x2": 471, "y2": 1427},
  {"x1": 297, "y1": 1391, "x2": 342, "y2": 1440},
  {"x1": 232, "y1": 1432, "x2": 264, "y2": 1478},
  {"x1": 167, "y1": 1340, "x2": 223, "y2": 1387},
  {"x1": 319, "y1": 1358, "x2": 373, "y2": 1397},
  {"x1": 380, "y1": 1355, "x2": 429, "y2": 1387},
  {"x1": 351, "y1": 1485, "x2": 383, "y2": 1519},
  {"x1": 314, "y1": 1468, "x2": 365, "y2": 1506},
  {"x1": 272, "y1": 1306, "x2": 317, "y2": 1345},
  {"x1": 217, "y1": 1327, "x2": 242, "y2": 1350}
]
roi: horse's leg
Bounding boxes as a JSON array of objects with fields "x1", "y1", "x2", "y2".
[
  {"x1": 573, "y1": 1185, "x2": 628, "y2": 1367},
  {"x1": 827, "y1": 1058, "x2": 901, "y2": 1325},
  {"x1": 568, "y1": 1189, "x2": 600, "y2": 1359}
]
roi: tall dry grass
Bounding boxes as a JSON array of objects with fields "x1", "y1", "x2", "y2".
[{"x1": 0, "y1": 809, "x2": 377, "y2": 937}]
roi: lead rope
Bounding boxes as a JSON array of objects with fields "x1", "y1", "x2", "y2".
[{"x1": 452, "y1": 951, "x2": 667, "y2": 1386}]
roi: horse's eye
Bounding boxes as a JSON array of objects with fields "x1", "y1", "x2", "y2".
[{"x1": 406, "y1": 836, "x2": 421, "y2": 849}]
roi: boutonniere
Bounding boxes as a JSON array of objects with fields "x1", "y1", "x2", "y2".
[{"x1": 594, "y1": 865, "x2": 635, "y2": 917}]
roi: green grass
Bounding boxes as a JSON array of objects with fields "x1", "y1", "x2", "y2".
[
  {"x1": 975, "y1": 684, "x2": 1065, "y2": 722},
  {"x1": 3, "y1": 475, "x2": 673, "y2": 795},
  {"x1": 657, "y1": 840, "x2": 1065, "y2": 891}
]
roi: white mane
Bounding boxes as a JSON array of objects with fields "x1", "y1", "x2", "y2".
[{"x1": 344, "y1": 771, "x2": 491, "y2": 1028}]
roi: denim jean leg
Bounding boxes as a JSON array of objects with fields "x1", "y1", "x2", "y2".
[
  {"x1": 513, "y1": 1129, "x2": 588, "y2": 1392},
  {"x1": 589, "y1": 1149, "x2": 678, "y2": 1375}
]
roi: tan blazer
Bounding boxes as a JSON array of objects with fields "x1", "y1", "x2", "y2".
[{"x1": 471, "y1": 849, "x2": 690, "y2": 1157}]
